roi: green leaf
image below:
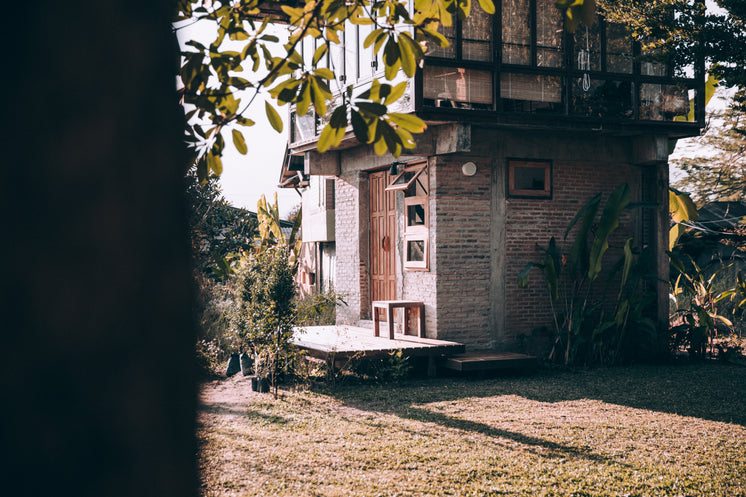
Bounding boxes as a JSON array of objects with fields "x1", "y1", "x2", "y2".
[
  {"x1": 517, "y1": 263, "x2": 538, "y2": 288},
  {"x1": 309, "y1": 76, "x2": 327, "y2": 116},
  {"x1": 384, "y1": 81, "x2": 408, "y2": 105},
  {"x1": 356, "y1": 101, "x2": 387, "y2": 116},
  {"x1": 206, "y1": 151, "x2": 223, "y2": 176},
  {"x1": 314, "y1": 68, "x2": 335, "y2": 80},
  {"x1": 669, "y1": 187, "x2": 698, "y2": 223},
  {"x1": 236, "y1": 116, "x2": 255, "y2": 126},
  {"x1": 477, "y1": 0, "x2": 496, "y2": 14},
  {"x1": 313, "y1": 44, "x2": 328, "y2": 66},
  {"x1": 232, "y1": 129, "x2": 247, "y2": 155},
  {"x1": 296, "y1": 82, "x2": 312, "y2": 116},
  {"x1": 388, "y1": 113, "x2": 427, "y2": 133},
  {"x1": 265, "y1": 101, "x2": 283, "y2": 132},
  {"x1": 350, "y1": 109, "x2": 369, "y2": 143},
  {"x1": 398, "y1": 35, "x2": 416, "y2": 77},
  {"x1": 588, "y1": 183, "x2": 631, "y2": 280},
  {"x1": 329, "y1": 105, "x2": 348, "y2": 129}
]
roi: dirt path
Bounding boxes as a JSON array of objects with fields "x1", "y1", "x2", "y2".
[{"x1": 198, "y1": 373, "x2": 260, "y2": 418}]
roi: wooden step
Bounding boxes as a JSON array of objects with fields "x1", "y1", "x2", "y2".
[{"x1": 441, "y1": 350, "x2": 537, "y2": 372}]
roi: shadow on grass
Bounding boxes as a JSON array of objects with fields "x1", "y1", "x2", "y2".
[
  {"x1": 327, "y1": 361, "x2": 746, "y2": 426},
  {"x1": 401, "y1": 404, "x2": 629, "y2": 467}
]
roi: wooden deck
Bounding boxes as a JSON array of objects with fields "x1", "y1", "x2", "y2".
[{"x1": 291, "y1": 325, "x2": 465, "y2": 362}]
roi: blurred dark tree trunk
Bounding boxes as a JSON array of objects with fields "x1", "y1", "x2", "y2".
[{"x1": 0, "y1": 2, "x2": 197, "y2": 496}]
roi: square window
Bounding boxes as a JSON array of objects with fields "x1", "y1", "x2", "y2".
[
  {"x1": 508, "y1": 160, "x2": 552, "y2": 198},
  {"x1": 385, "y1": 163, "x2": 427, "y2": 191},
  {"x1": 404, "y1": 234, "x2": 428, "y2": 269}
]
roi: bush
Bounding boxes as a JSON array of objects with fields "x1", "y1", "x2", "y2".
[
  {"x1": 193, "y1": 273, "x2": 240, "y2": 376},
  {"x1": 233, "y1": 244, "x2": 297, "y2": 397},
  {"x1": 294, "y1": 289, "x2": 346, "y2": 326}
]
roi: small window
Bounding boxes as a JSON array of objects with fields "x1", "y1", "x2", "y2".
[
  {"x1": 385, "y1": 163, "x2": 427, "y2": 191},
  {"x1": 508, "y1": 160, "x2": 552, "y2": 198},
  {"x1": 398, "y1": 162, "x2": 429, "y2": 270}
]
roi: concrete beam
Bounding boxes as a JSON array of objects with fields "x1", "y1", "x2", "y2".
[
  {"x1": 304, "y1": 150, "x2": 340, "y2": 176},
  {"x1": 632, "y1": 135, "x2": 670, "y2": 164}
]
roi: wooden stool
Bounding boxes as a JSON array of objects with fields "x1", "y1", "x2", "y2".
[{"x1": 372, "y1": 300, "x2": 425, "y2": 339}]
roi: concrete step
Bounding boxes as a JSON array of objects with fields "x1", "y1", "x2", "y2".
[{"x1": 440, "y1": 350, "x2": 537, "y2": 372}]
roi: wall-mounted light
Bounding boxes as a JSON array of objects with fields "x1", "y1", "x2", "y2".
[{"x1": 461, "y1": 161, "x2": 477, "y2": 176}]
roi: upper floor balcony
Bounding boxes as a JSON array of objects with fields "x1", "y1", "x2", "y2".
[{"x1": 288, "y1": 0, "x2": 704, "y2": 152}]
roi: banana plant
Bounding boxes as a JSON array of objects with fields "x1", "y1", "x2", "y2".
[
  {"x1": 518, "y1": 183, "x2": 644, "y2": 365},
  {"x1": 255, "y1": 192, "x2": 302, "y2": 267},
  {"x1": 669, "y1": 253, "x2": 734, "y2": 358}
]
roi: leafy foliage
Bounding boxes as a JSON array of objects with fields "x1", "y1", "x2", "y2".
[
  {"x1": 233, "y1": 243, "x2": 298, "y2": 397},
  {"x1": 518, "y1": 184, "x2": 657, "y2": 365},
  {"x1": 295, "y1": 288, "x2": 346, "y2": 326},
  {"x1": 186, "y1": 169, "x2": 257, "y2": 278},
  {"x1": 169, "y1": 0, "x2": 627, "y2": 181},
  {"x1": 598, "y1": 0, "x2": 746, "y2": 97},
  {"x1": 672, "y1": 101, "x2": 746, "y2": 204},
  {"x1": 256, "y1": 192, "x2": 302, "y2": 264},
  {"x1": 669, "y1": 253, "x2": 735, "y2": 359}
]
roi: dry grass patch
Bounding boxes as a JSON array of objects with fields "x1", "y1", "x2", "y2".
[{"x1": 198, "y1": 363, "x2": 746, "y2": 496}]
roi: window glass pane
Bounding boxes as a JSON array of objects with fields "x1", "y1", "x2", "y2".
[
  {"x1": 536, "y1": 0, "x2": 563, "y2": 67},
  {"x1": 358, "y1": 23, "x2": 374, "y2": 77},
  {"x1": 330, "y1": 37, "x2": 344, "y2": 82},
  {"x1": 639, "y1": 83, "x2": 690, "y2": 121},
  {"x1": 501, "y1": 73, "x2": 562, "y2": 112},
  {"x1": 407, "y1": 204, "x2": 426, "y2": 226},
  {"x1": 572, "y1": 79, "x2": 634, "y2": 119},
  {"x1": 606, "y1": 23, "x2": 633, "y2": 74},
  {"x1": 426, "y1": 22, "x2": 456, "y2": 58},
  {"x1": 302, "y1": 37, "x2": 313, "y2": 71},
  {"x1": 640, "y1": 41, "x2": 667, "y2": 76},
  {"x1": 463, "y1": 1, "x2": 492, "y2": 61},
  {"x1": 293, "y1": 111, "x2": 316, "y2": 142},
  {"x1": 573, "y1": 18, "x2": 601, "y2": 71},
  {"x1": 407, "y1": 240, "x2": 425, "y2": 262},
  {"x1": 502, "y1": 0, "x2": 530, "y2": 64},
  {"x1": 514, "y1": 166, "x2": 545, "y2": 191},
  {"x1": 345, "y1": 23, "x2": 359, "y2": 81},
  {"x1": 423, "y1": 66, "x2": 493, "y2": 107}
]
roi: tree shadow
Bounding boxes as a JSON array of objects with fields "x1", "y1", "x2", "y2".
[{"x1": 328, "y1": 361, "x2": 746, "y2": 426}]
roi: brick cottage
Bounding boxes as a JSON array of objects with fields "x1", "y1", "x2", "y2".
[{"x1": 279, "y1": 0, "x2": 704, "y2": 353}]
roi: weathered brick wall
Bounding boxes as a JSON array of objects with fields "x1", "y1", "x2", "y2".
[
  {"x1": 504, "y1": 161, "x2": 640, "y2": 350},
  {"x1": 432, "y1": 157, "x2": 493, "y2": 347},
  {"x1": 334, "y1": 170, "x2": 362, "y2": 325},
  {"x1": 400, "y1": 159, "x2": 438, "y2": 336}
]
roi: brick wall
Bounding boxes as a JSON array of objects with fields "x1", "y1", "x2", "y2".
[
  {"x1": 504, "y1": 161, "x2": 640, "y2": 348},
  {"x1": 326, "y1": 127, "x2": 655, "y2": 353},
  {"x1": 400, "y1": 159, "x2": 438, "y2": 336},
  {"x1": 432, "y1": 157, "x2": 494, "y2": 347},
  {"x1": 334, "y1": 170, "x2": 362, "y2": 325}
]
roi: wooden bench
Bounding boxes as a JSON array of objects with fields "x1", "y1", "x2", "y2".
[{"x1": 372, "y1": 300, "x2": 425, "y2": 339}]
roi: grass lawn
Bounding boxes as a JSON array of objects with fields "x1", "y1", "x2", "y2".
[{"x1": 198, "y1": 362, "x2": 746, "y2": 496}]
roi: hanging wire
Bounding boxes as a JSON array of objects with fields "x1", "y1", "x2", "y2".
[{"x1": 577, "y1": 26, "x2": 591, "y2": 92}]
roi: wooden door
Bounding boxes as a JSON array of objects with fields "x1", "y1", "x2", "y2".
[{"x1": 370, "y1": 170, "x2": 396, "y2": 302}]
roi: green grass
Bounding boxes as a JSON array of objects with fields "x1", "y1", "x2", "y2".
[{"x1": 198, "y1": 362, "x2": 746, "y2": 496}]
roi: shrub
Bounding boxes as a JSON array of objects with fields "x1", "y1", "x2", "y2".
[
  {"x1": 294, "y1": 289, "x2": 346, "y2": 326},
  {"x1": 233, "y1": 244, "x2": 297, "y2": 397}
]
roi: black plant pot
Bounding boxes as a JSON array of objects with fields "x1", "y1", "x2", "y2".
[
  {"x1": 251, "y1": 376, "x2": 270, "y2": 393},
  {"x1": 225, "y1": 353, "x2": 240, "y2": 377},
  {"x1": 239, "y1": 352, "x2": 252, "y2": 376}
]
